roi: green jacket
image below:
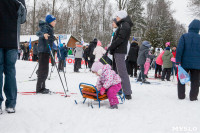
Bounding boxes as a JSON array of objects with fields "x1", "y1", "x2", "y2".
[{"x1": 162, "y1": 50, "x2": 173, "y2": 68}]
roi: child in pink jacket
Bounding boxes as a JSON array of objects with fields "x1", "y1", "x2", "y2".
[{"x1": 91, "y1": 62, "x2": 121, "y2": 109}]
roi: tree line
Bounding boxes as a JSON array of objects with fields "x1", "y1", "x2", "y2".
[{"x1": 21, "y1": 0, "x2": 188, "y2": 49}]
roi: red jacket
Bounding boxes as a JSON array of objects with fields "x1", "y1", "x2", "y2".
[{"x1": 172, "y1": 51, "x2": 176, "y2": 58}]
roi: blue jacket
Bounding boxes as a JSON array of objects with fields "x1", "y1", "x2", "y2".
[
  {"x1": 176, "y1": 19, "x2": 200, "y2": 69},
  {"x1": 57, "y1": 47, "x2": 68, "y2": 60},
  {"x1": 36, "y1": 21, "x2": 56, "y2": 53}
]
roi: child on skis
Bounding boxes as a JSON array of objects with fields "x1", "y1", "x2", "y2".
[
  {"x1": 161, "y1": 47, "x2": 173, "y2": 81},
  {"x1": 36, "y1": 15, "x2": 58, "y2": 94},
  {"x1": 91, "y1": 62, "x2": 121, "y2": 109}
]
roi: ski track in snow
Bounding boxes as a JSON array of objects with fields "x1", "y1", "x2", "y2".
[{"x1": 0, "y1": 60, "x2": 199, "y2": 133}]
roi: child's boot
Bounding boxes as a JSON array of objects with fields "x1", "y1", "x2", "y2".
[{"x1": 110, "y1": 104, "x2": 118, "y2": 109}]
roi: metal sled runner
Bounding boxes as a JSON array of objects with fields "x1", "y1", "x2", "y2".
[{"x1": 79, "y1": 83, "x2": 125, "y2": 108}]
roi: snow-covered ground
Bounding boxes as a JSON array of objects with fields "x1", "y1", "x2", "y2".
[{"x1": 0, "y1": 60, "x2": 199, "y2": 133}]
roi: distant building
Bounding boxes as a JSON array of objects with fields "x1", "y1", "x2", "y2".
[{"x1": 20, "y1": 34, "x2": 80, "y2": 48}]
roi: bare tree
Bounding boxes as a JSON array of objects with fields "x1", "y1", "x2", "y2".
[
  {"x1": 115, "y1": 0, "x2": 128, "y2": 10},
  {"x1": 189, "y1": 0, "x2": 200, "y2": 18}
]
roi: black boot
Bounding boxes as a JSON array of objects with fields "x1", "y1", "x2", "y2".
[
  {"x1": 125, "y1": 95, "x2": 132, "y2": 100},
  {"x1": 36, "y1": 88, "x2": 50, "y2": 94}
]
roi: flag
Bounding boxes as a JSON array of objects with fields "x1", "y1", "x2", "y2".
[
  {"x1": 59, "y1": 36, "x2": 61, "y2": 47},
  {"x1": 29, "y1": 38, "x2": 32, "y2": 50}
]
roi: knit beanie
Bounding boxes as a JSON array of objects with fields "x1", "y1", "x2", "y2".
[
  {"x1": 115, "y1": 10, "x2": 128, "y2": 19},
  {"x1": 97, "y1": 41, "x2": 102, "y2": 46},
  {"x1": 91, "y1": 62, "x2": 104, "y2": 75},
  {"x1": 46, "y1": 15, "x2": 56, "y2": 24},
  {"x1": 165, "y1": 42, "x2": 170, "y2": 47}
]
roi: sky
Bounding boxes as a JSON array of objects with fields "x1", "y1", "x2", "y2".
[
  {"x1": 110, "y1": 0, "x2": 196, "y2": 29},
  {"x1": 170, "y1": 0, "x2": 196, "y2": 28}
]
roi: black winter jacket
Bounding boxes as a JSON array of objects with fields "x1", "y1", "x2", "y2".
[
  {"x1": 128, "y1": 42, "x2": 139, "y2": 62},
  {"x1": 88, "y1": 40, "x2": 97, "y2": 60},
  {"x1": 0, "y1": 0, "x2": 26, "y2": 49},
  {"x1": 36, "y1": 21, "x2": 56, "y2": 53},
  {"x1": 109, "y1": 16, "x2": 133, "y2": 54}
]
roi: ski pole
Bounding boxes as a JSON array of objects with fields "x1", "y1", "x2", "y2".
[
  {"x1": 29, "y1": 62, "x2": 38, "y2": 78},
  {"x1": 48, "y1": 44, "x2": 68, "y2": 97}
]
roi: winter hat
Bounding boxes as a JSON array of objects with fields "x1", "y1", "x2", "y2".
[
  {"x1": 97, "y1": 41, "x2": 102, "y2": 46},
  {"x1": 165, "y1": 42, "x2": 170, "y2": 47},
  {"x1": 91, "y1": 62, "x2": 104, "y2": 75},
  {"x1": 115, "y1": 10, "x2": 128, "y2": 19},
  {"x1": 142, "y1": 41, "x2": 151, "y2": 48},
  {"x1": 165, "y1": 47, "x2": 170, "y2": 51},
  {"x1": 46, "y1": 15, "x2": 56, "y2": 24}
]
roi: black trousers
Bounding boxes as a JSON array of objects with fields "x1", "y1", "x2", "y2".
[
  {"x1": 178, "y1": 69, "x2": 200, "y2": 100},
  {"x1": 74, "y1": 58, "x2": 82, "y2": 72},
  {"x1": 161, "y1": 68, "x2": 171, "y2": 80},
  {"x1": 128, "y1": 61, "x2": 137, "y2": 76},
  {"x1": 84, "y1": 58, "x2": 88, "y2": 68},
  {"x1": 32, "y1": 54, "x2": 38, "y2": 61},
  {"x1": 36, "y1": 53, "x2": 50, "y2": 92},
  {"x1": 58, "y1": 60, "x2": 64, "y2": 71},
  {"x1": 155, "y1": 64, "x2": 162, "y2": 75}
]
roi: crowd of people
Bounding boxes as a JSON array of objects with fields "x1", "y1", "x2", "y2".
[{"x1": 0, "y1": 0, "x2": 200, "y2": 113}]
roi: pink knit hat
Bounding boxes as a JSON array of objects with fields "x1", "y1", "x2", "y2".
[
  {"x1": 97, "y1": 41, "x2": 102, "y2": 46},
  {"x1": 91, "y1": 61, "x2": 104, "y2": 73},
  {"x1": 165, "y1": 42, "x2": 170, "y2": 47}
]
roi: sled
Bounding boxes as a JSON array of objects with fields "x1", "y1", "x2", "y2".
[{"x1": 79, "y1": 83, "x2": 125, "y2": 108}]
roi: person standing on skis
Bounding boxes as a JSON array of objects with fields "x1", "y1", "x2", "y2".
[{"x1": 36, "y1": 15, "x2": 58, "y2": 94}]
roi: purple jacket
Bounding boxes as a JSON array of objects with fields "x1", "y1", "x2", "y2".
[{"x1": 96, "y1": 64, "x2": 121, "y2": 89}]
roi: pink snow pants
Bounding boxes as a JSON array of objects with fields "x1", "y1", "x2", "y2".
[{"x1": 107, "y1": 83, "x2": 121, "y2": 106}]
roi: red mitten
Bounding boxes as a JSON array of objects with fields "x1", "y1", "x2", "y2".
[{"x1": 100, "y1": 87, "x2": 106, "y2": 95}]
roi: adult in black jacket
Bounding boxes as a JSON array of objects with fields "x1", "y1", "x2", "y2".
[
  {"x1": 83, "y1": 46, "x2": 89, "y2": 68},
  {"x1": 88, "y1": 38, "x2": 97, "y2": 69},
  {"x1": 0, "y1": 0, "x2": 26, "y2": 114},
  {"x1": 109, "y1": 10, "x2": 133, "y2": 100},
  {"x1": 127, "y1": 40, "x2": 139, "y2": 77},
  {"x1": 36, "y1": 15, "x2": 57, "y2": 94}
]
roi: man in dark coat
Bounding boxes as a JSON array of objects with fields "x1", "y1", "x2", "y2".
[
  {"x1": 36, "y1": 15, "x2": 57, "y2": 94},
  {"x1": 176, "y1": 19, "x2": 200, "y2": 101},
  {"x1": 109, "y1": 10, "x2": 133, "y2": 100},
  {"x1": 88, "y1": 38, "x2": 97, "y2": 70},
  {"x1": 0, "y1": 0, "x2": 26, "y2": 114},
  {"x1": 127, "y1": 40, "x2": 139, "y2": 78}
]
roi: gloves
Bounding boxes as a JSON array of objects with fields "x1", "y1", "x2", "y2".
[
  {"x1": 100, "y1": 87, "x2": 106, "y2": 95},
  {"x1": 176, "y1": 64, "x2": 181, "y2": 67}
]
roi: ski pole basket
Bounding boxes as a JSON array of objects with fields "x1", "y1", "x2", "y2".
[{"x1": 79, "y1": 83, "x2": 125, "y2": 108}]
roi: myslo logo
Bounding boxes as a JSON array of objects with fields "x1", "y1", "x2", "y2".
[{"x1": 172, "y1": 126, "x2": 198, "y2": 132}]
